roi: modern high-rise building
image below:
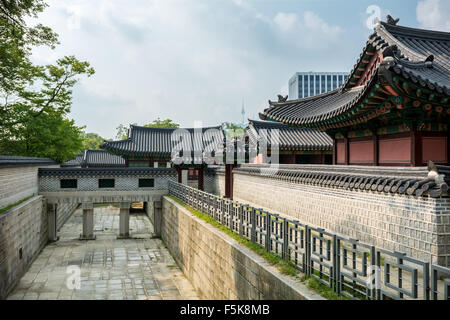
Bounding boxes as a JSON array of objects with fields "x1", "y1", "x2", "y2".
[{"x1": 288, "y1": 72, "x2": 349, "y2": 100}]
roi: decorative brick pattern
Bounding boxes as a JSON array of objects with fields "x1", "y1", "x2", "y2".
[{"x1": 39, "y1": 176, "x2": 176, "y2": 192}]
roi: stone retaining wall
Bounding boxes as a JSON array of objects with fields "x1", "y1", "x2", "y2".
[
  {"x1": 0, "y1": 165, "x2": 57, "y2": 209},
  {"x1": 229, "y1": 172, "x2": 450, "y2": 267},
  {"x1": 56, "y1": 203, "x2": 79, "y2": 231},
  {"x1": 161, "y1": 196, "x2": 323, "y2": 300},
  {"x1": 0, "y1": 196, "x2": 47, "y2": 299}
]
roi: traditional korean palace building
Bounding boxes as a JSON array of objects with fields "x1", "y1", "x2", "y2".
[
  {"x1": 61, "y1": 150, "x2": 126, "y2": 168},
  {"x1": 246, "y1": 119, "x2": 333, "y2": 164},
  {"x1": 100, "y1": 125, "x2": 223, "y2": 190},
  {"x1": 260, "y1": 18, "x2": 449, "y2": 167}
]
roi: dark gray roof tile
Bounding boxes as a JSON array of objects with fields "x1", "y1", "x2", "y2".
[{"x1": 247, "y1": 119, "x2": 332, "y2": 150}]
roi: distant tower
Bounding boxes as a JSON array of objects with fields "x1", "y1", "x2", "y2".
[{"x1": 241, "y1": 99, "x2": 245, "y2": 125}]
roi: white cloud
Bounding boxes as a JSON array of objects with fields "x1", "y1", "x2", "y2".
[
  {"x1": 26, "y1": 0, "x2": 352, "y2": 138},
  {"x1": 416, "y1": 0, "x2": 450, "y2": 31},
  {"x1": 273, "y1": 12, "x2": 299, "y2": 32},
  {"x1": 272, "y1": 11, "x2": 342, "y2": 49}
]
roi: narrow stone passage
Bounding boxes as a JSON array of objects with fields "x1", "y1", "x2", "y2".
[{"x1": 7, "y1": 206, "x2": 199, "y2": 300}]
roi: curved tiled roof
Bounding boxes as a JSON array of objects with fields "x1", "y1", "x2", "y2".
[
  {"x1": 247, "y1": 119, "x2": 332, "y2": 150},
  {"x1": 61, "y1": 154, "x2": 83, "y2": 167},
  {"x1": 260, "y1": 85, "x2": 368, "y2": 125},
  {"x1": 83, "y1": 150, "x2": 126, "y2": 167},
  {"x1": 101, "y1": 125, "x2": 224, "y2": 159},
  {"x1": 61, "y1": 150, "x2": 126, "y2": 167},
  {"x1": 261, "y1": 20, "x2": 450, "y2": 126},
  {"x1": 0, "y1": 156, "x2": 57, "y2": 167},
  {"x1": 233, "y1": 163, "x2": 449, "y2": 198}
]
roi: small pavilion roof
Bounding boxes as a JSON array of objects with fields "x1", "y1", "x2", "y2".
[
  {"x1": 61, "y1": 154, "x2": 84, "y2": 167},
  {"x1": 246, "y1": 119, "x2": 332, "y2": 151},
  {"x1": 61, "y1": 150, "x2": 126, "y2": 167},
  {"x1": 101, "y1": 125, "x2": 224, "y2": 160}
]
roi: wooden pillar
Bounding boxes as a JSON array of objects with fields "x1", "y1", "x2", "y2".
[
  {"x1": 344, "y1": 137, "x2": 349, "y2": 165},
  {"x1": 177, "y1": 167, "x2": 182, "y2": 183},
  {"x1": 332, "y1": 137, "x2": 337, "y2": 165},
  {"x1": 198, "y1": 166, "x2": 204, "y2": 191},
  {"x1": 225, "y1": 164, "x2": 234, "y2": 199},
  {"x1": 448, "y1": 130, "x2": 450, "y2": 166},
  {"x1": 411, "y1": 126, "x2": 422, "y2": 167},
  {"x1": 373, "y1": 133, "x2": 379, "y2": 166}
]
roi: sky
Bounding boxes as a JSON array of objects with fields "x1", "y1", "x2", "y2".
[{"x1": 29, "y1": 0, "x2": 450, "y2": 139}]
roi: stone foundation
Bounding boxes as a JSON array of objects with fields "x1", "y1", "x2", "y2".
[
  {"x1": 161, "y1": 196, "x2": 323, "y2": 300},
  {"x1": 0, "y1": 196, "x2": 47, "y2": 299}
]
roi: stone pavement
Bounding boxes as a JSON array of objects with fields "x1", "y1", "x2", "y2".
[{"x1": 7, "y1": 206, "x2": 199, "y2": 300}]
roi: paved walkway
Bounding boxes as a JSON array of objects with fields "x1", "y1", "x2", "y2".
[{"x1": 7, "y1": 206, "x2": 199, "y2": 300}]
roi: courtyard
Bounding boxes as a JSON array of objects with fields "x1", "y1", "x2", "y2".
[{"x1": 7, "y1": 206, "x2": 199, "y2": 300}]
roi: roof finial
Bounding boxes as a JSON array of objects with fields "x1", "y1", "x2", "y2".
[
  {"x1": 386, "y1": 15, "x2": 400, "y2": 25},
  {"x1": 277, "y1": 94, "x2": 288, "y2": 103},
  {"x1": 382, "y1": 44, "x2": 399, "y2": 58}
]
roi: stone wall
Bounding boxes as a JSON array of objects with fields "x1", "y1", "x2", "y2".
[
  {"x1": 161, "y1": 196, "x2": 323, "y2": 300},
  {"x1": 205, "y1": 171, "x2": 224, "y2": 196},
  {"x1": 56, "y1": 203, "x2": 79, "y2": 231},
  {"x1": 0, "y1": 165, "x2": 57, "y2": 209},
  {"x1": 39, "y1": 175, "x2": 175, "y2": 192},
  {"x1": 230, "y1": 171, "x2": 450, "y2": 267},
  {"x1": 0, "y1": 196, "x2": 47, "y2": 299}
]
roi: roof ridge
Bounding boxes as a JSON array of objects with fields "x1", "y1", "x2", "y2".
[
  {"x1": 269, "y1": 85, "x2": 364, "y2": 107},
  {"x1": 131, "y1": 124, "x2": 222, "y2": 131},
  {"x1": 379, "y1": 21, "x2": 450, "y2": 40}
]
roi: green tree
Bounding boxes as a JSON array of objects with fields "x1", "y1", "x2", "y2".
[
  {"x1": 221, "y1": 122, "x2": 245, "y2": 139},
  {"x1": 144, "y1": 118, "x2": 179, "y2": 128},
  {"x1": 114, "y1": 119, "x2": 179, "y2": 141},
  {"x1": 0, "y1": 111, "x2": 85, "y2": 162},
  {"x1": 81, "y1": 132, "x2": 107, "y2": 151},
  {"x1": 0, "y1": 0, "x2": 95, "y2": 161},
  {"x1": 115, "y1": 123, "x2": 135, "y2": 140}
]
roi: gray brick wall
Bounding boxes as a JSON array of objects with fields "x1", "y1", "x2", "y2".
[
  {"x1": 161, "y1": 196, "x2": 321, "y2": 300},
  {"x1": 0, "y1": 196, "x2": 47, "y2": 299},
  {"x1": 56, "y1": 203, "x2": 79, "y2": 231},
  {"x1": 39, "y1": 175, "x2": 176, "y2": 192},
  {"x1": 0, "y1": 165, "x2": 57, "y2": 209},
  {"x1": 227, "y1": 172, "x2": 450, "y2": 267}
]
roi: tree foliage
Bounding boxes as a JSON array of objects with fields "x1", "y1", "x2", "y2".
[
  {"x1": 144, "y1": 118, "x2": 179, "y2": 129},
  {"x1": 114, "y1": 119, "x2": 180, "y2": 141},
  {"x1": 221, "y1": 122, "x2": 245, "y2": 139},
  {"x1": 0, "y1": 111, "x2": 85, "y2": 162},
  {"x1": 80, "y1": 132, "x2": 108, "y2": 152},
  {"x1": 0, "y1": 0, "x2": 95, "y2": 162}
]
